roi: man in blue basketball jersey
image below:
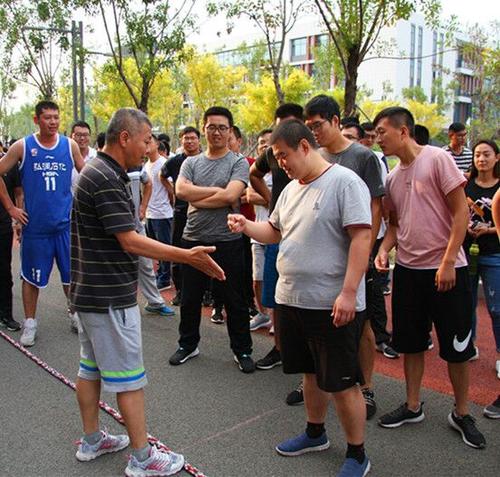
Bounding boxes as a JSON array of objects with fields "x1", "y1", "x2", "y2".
[{"x1": 0, "y1": 100, "x2": 84, "y2": 346}]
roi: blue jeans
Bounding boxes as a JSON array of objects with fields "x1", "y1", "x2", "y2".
[
  {"x1": 471, "y1": 253, "x2": 500, "y2": 352},
  {"x1": 145, "y1": 218, "x2": 172, "y2": 286}
]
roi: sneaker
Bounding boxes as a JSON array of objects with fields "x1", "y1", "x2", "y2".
[
  {"x1": 483, "y1": 395, "x2": 500, "y2": 419},
  {"x1": 376, "y1": 342, "x2": 399, "y2": 359},
  {"x1": 275, "y1": 432, "x2": 330, "y2": 456},
  {"x1": 468, "y1": 345, "x2": 479, "y2": 361},
  {"x1": 249, "y1": 312, "x2": 272, "y2": 331},
  {"x1": 168, "y1": 347, "x2": 199, "y2": 366},
  {"x1": 448, "y1": 412, "x2": 486, "y2": 449},
  {"x1": 382, "y1": 285, "x2": 391, "y2": 295},
  {"x1": 202, "y1": 290, "x2": 213, "y2": 307},
  {"x1": 20, "y1": 318, "x2": 37, "y2": 347},
  {"x1": 125, "y1": 444, "x2": 184, "y2": 477},
  {"x1": 378, "y1": 402, "x2": 425, "y2": 428},
  {"x1": 496, "y1": 360, "x2": 500, "y2": 379},
  {"x1": 68, "y1": 311, "x2": 79, "y2": 333},
  {"x1": 256, "y1": 346, "x2": 282, "y2": 370},
  {"x1": 362, "y1": 389, "x2": 377, "y2": 420},
  {"x1": 76, "y1": 430, "x2": 130, "y2": 461},
  {"x1": 210, "y1": 307, "x2": 224, "y2": 324},
  {"x1": 144, "y1": 304, "x2": 175, "y2": 316},
  {"x1": 0, "y1": 316, "x2": 21, "y2": 331},
  {"x1": 337, "y1": 456, "x2": 371, "y2": 477},
  {"x1": 269, "y1": 325, "x2": 275, "y2": 335},
  {"x1": 234, "y1": 354, "x2": 255, "y2": 373},
  {"x1": 286, "y1": 381, "x2": 304, "y2": 406},
  {"x1": 427, "y1": 337, "x2": 434, "y2": 350},
  {"x1": 249, "y1": 307, "x2": 259, "y2": 317},
  {"x1": 170, "y1": 292, "x2": 181, "y2": 306}
]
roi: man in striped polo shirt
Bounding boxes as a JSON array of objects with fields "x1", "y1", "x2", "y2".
[
  {"x1": 443, "y1": 122, "x2": 473, "y2": 175},
  {"x1": 71, "y1": 108, "x2": 225, "y2": 476}
]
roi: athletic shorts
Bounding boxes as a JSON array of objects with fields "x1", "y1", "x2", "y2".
[
  {"x1": 252, "y1": 243, "x2": 266, "y2": 281},
  {"x1": 275, "y1": 304, "x2": 365, "y2": 393},
  {"x1": 391, "y1": 264, "x2": 474, "y2": 362},
  {"x1": 77, "y1": 305, "x2": 148, "y2": 393},
  {"x1": 20, "y1": 229, "x2": 70, "y2": 288},
  {"x1": 262, "y1": 243, "x2": 279, "y2": 308}
]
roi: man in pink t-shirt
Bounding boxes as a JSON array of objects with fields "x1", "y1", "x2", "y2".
[{"x1": 373, "y1": 107, "x2": 486, "y2": 450}]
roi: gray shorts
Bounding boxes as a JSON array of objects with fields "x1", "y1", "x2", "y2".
[
  {"x1": 77, "y1": 305, "x2": 148, "y2": 393},
  {"x1": 252, "y1": 243, "x2": 266, "y2": 281}
]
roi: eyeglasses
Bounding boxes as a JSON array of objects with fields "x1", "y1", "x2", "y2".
[
  {"x1": 206, "y1": 124, "x2": 230, "y2": 133},
  {"x1": 74, "y1": 133, "x2": 90, "y2": 138},
  {"x1": 307, "y1": 119, "x2": 329, "y2": 132}
]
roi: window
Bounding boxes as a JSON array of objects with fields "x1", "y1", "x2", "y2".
[
  {"x1": 417, "y1": 26, "x2": 423, "y2": 86},
  {"x1": 316, "y1": 34, "x2": 328, "y2": 48},
  {"x1": 291, "y1": 37, "x2": 307, "y2": 62},
  {"x1": 409, "y1": 24, "x2": 416, "y2": 87}
]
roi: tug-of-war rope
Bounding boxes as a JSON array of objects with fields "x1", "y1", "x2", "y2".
[{"x1": 0, "y1": 329, "x2": 207, "y2": 477}]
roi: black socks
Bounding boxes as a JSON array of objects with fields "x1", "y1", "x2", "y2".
[
  {"x1": 346, "y1": 442, "x2": 366, "y2": 464},
  {"x1": 305, "y1": 422, "x2": 325, "y2": 439}
]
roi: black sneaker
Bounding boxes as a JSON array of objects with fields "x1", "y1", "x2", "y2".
[
  {"x1": 286, "y1": 381, "x2": 304, "y2": 406},
  {"x1": 256, "y1": 346, "x2": 282, "y2": 370},
  {"x1": 210, "y1": 307, "x2": 224, "y2": 324},
  {"x1": 202, "y1": 291, "x2": 214, "y2": 307},
  {"x1": 0, "y1": 316, "x2": 21, "y2": 331},
  {"x1": 234, "y1": 354, "x2": 255, "y2": 373},
  {"x1": 376, "y1": 342, "x2": 399, "y2": 359},
  {"x1": 379, "y1": 402, "x2": 425, "y2": 428},
  {"x1": 483, "y1": 395, "x2": 500, "y2": 419},
  {"x1": 362, "y1": 388, "x2": 377, "y2": 420},
  {"x1": 169, "y1": 347, "x2": 200, "y2": 366},
  {"x1": 170, "y1": 292, "x2": 181, "y2": 306},
  {"x1": 448, "y1": 412, "x2": 486, "y2": 449}
]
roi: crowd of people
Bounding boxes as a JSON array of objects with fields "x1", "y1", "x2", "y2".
[{"x1": 0, "y1": 97, "x2": 498, "y2": 477}]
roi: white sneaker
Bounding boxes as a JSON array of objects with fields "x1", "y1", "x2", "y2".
[
  {"x1": 68, "y1": 310, "x2": 79, "y2": 333},
  {"x1": 20, "y1": 319, "x2": 37, "y2": 347},
  {"x1": 125, "y1": 444, "x2": 184, "y2": 476},
  {"x1": 249, "y1": 312, "x2": 271, "y2": 331},
  {"x1": 496, "y1": 360, "x2": 500, "y2": 379}
]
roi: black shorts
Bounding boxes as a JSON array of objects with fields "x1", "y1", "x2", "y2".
[
  {"x1": 391, "y1": 264, "x2": 474, "y2": 362},
  {"x1": 275, "y1": 304, "x2": 365, "y2": 393}
]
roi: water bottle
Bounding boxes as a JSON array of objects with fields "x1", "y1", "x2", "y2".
[{"x1": 468, "y1": 243, "x2": 479, "y2": 275}]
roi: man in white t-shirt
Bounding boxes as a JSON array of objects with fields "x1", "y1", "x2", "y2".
[{"x1": 144, "y1": 135, "x2": 174, "y2": 290}]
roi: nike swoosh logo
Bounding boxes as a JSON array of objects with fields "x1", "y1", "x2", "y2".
[{"x1": 453, "y1": 330, "x2": 472, "y2": 353}]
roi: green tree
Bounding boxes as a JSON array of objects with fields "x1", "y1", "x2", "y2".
[
  {"x1": 2, "y1": 103, "x2": 36, "y2": 139},
  {"x1": 0, "y1": 0, "x2": 72, "y2": 99},
  {"x1": 79, "y1": 0, "x2": 196, "y2": 114},
  {"x1": 313, "y1": 0, "x2": 450, "y2": 116},
  {"x1": 210, "y1": 0, "x2": 309, "y2": 104},
  {"x1": 402, "y1": 85, "x2": 428, "y2": 103}
]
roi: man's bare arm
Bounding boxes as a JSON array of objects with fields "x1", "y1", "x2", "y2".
[
  {"x1": 140, "y1": 180, "x2": 152, "y2": 221},
  {"x1": 175, "y1": 176, "x2": 222, "y2": 202},
  {"x1": 227, "y1": 213, "x2": 281, "y2": 244},
  {"x1": 0, "y1": 177, "x2": 28, "y2": 224},
  {"x1": 249, "y1": 163, "x2": 271, "y2": 205},
  {"x1": 191, "y1": 180, "x2": 246, "y2": 209},
  {"x1": 370, "y1": 197, "x2": 382, "y2": 249},
  {"x1": 70, "y1": 139, "x2": 85, "y2": 172},
  {"x1": 0, "y1": 140, "x2": 23, "y2": 175},
  {"x1": 247, "y1": 186, "x2": 268, "y2": 207}
]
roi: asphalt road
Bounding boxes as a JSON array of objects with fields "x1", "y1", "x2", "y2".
[{"x1": 0, "y1": 253, "x2": 498, "y2": 477}]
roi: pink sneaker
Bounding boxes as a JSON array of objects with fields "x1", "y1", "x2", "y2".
[
  {"x1": 125, "y1": 444, "x2": 184, "y2": 476},
  {"x1": 75, "y1": 429, "x2": 130, "y2": 461}
]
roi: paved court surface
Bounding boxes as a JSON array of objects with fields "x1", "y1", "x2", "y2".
[{"x1": 0, "y1": 254, "x2": 498, "y2": 477}]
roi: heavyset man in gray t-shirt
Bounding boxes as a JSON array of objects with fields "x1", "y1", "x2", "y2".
[{"x1": 228, "y1": 119, "x2": 372, "y2": 476}]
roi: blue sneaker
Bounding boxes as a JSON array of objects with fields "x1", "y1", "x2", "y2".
[
  {"x1": 337, "y1": 457, "x2": 371, "y2": 477},
  {"x1": 144, "y1": 305, "x2": 175, "y2": 316},
  {"x1": 275, "y1": 432, "x2": 330, "y2": 456}
]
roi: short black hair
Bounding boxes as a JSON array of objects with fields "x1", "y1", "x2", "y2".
[
  {"x1": 448, "y1": 122, "x2": 466, "y2": 133},
  {"x1": 342, "y1": 122, "x2": 365, "y2": 139},
  {"x1": 158, "y1": 133, "x2": 170, "y2": 143},
  {"x1": 203, "y1": 106, "x2": 234, "y2": 127},
  {"x1": 414, "y1": 124, "x2": 430, "y2": 145},
  {"x1": 71, "y1": 120, "x2": 91, "y2": 134},
  {"x1": 270, "y1": 118, "x2": 318, "y2": 150},
  {"x1": 341, "y1": 116, "x2": 359, "y2": 126},
  {"x1": 180, "y1": 126, "x2": 200, "y2": 139},
  {"x1": 158, "y1": 141, "x2": 167, "y2": 153},
  {"x1": 35, "y1": 100, "x2": 59, "y2": 118},
  {"x1": 373, "y1": 106, "x2": 415, "y2": 138},
  {"x1": 96, "y1": 132, "x2": 106, "y2": 149},
  {"x1": 232, "y1": 125, "x2": 242, "y2": 140},
  {"x1": 274, "y1": 103, "x2": 303, "y2": 121},
  {"x1": 304, "y1": 95, "x2": 341, "y2": 122},
  {"x1": 470, "y1": 140, "x2": 500, "y2": 179},
  {"x1": 258, "y1": 128, "x2": 273, "y2": 138},
  {"x1": 360, "y1": 122, "x2": 375, "y2": 132}
]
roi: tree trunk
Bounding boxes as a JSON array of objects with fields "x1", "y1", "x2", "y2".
[
  {"x1": 139, "y1": 82, "x2": 149, "y2": 114},
  {"x1": 272, "y1": 68, "x2": 285, "y2": 105},
  {"x1": 343, "y1": 51, "x2": 359, "y2": 117}
]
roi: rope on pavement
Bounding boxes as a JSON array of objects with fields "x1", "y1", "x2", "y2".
[{"x1": 0, "y1": 329, "x2": 207, "y2": 477}]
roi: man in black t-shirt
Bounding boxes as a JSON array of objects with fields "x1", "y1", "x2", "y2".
[
  {"x1": 249, "y1": 103, "x2": 304, "y2": 374},
  {"x1": 160, "y1": 126, "x2": 201, "y2": 305},
  {"x1": 0, "y1": 164, "x2": 25, "y2": 330}
]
